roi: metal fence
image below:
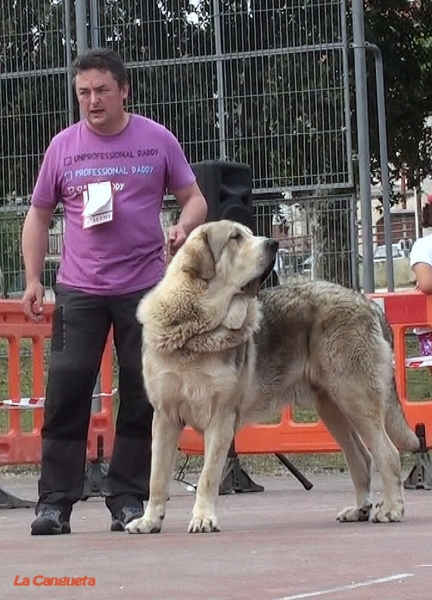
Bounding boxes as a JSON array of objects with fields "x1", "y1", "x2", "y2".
[
  {"x1": 0, "y1": 0, "x2": 360, "y2": 297},
  {"x1": 101, "y1": 0, "x2": 353, "y2": 192},
  {"x1": 0, "y1": 193, "x2": 359, "y2": 299}
]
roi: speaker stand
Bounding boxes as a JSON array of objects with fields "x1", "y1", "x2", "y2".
[
  {"x1": 81, "y1": 436, "x2": 109, "y2": 501},
  {"x1": 0, "y1": 486, "x2": 36, "y2": 509},
  {"x1": 218, "y1": 442, "x2": 264, "y2": 494},
  {"x1": 404, "y1": 424, "x2": 432, "y2": 490},
  {"x1": 274, "y1": 453, "x2": 313, "y2": 490}
]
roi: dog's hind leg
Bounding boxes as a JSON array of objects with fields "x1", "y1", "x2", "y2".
[
  {"x1": 320, "y1": 387, "x2": 405, "y2": 523},
  {"x1": 126, "y1": 409, "x2": 183, "y2": 534},
  {"x1": 343, "y1": 413, "x2": 404, "y2": 523},
  {"x1": 188, "y1": 411, "x2": 236, "y2": 533},
  {"x1": 314, "y1": 395, "x2": 374, "y2": 522},
  {"x1": 364, "y1": 424, "x2": 405, "y2": 523}
]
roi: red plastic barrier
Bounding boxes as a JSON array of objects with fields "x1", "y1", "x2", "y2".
[
  {"x1": 0, "y1": 301, "x2": 115, "y2": 466},
  {"x1": 179, "y1": 290, "x2": 432, "y2": 455}
]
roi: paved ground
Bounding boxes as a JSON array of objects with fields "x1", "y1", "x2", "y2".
[{"x1": 1, "y1": 470, "x2": 432, "y2": 600}]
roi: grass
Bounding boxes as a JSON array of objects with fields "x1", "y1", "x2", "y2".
[
  {"x1": 0, "y1": 338, "x2": 120, "y2": 434},
  {"x1": 0, "y1": 331, "x2": 430, "y2": 474}
]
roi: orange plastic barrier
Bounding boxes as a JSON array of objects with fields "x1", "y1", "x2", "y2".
[
  {"x1": 2, "y1": 291, "x2": 432, "y2": 466},
  {"x1": 370, "y1": 290, "x2": 432, "y2": 448},
  {"x1": 179, "y1": 290, "x2": 432, "y2": 455},
  {"x1": 0, "y1": 301, "x2": 115, "y2": 466}
]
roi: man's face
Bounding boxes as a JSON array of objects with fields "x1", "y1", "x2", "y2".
[{"x1": 75, "y1": 68, "x2": 129, "y2": 134}]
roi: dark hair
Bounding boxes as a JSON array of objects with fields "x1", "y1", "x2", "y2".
[
  {"x1": 72, "y1": 48, "x2": 128, "y2": 88},
  {"x1": 422, "y1": 204, "x2": 432, "y2": 228}
]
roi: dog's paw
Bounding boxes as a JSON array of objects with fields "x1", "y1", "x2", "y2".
[
  {"x1": 372, "y1": 501, "x2": 404, "y2": 523},
  {"x1": 125, "y1": 516, "x2": 162, "y2": 534},
  {"x1": 188, "y1": 514, "x2": 220, "y2": 533},
  {"x1": 337, "y1": 503, "x2": 372, "y2": 522}
]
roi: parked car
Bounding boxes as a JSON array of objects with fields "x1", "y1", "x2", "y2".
[
  {"x1": 274, "y1": 249, "x2": 311, "y2": 277},
  {"x1": 373, "y1": 244, "x2": 406, "y2": 262}
]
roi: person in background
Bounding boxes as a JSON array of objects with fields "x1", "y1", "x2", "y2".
[
  {"x1": 410, "y1": 194, "x2": 432, "y2": 355},
  {"x1": 21, "y1": 47, "x2": 208, "y2": 535}
]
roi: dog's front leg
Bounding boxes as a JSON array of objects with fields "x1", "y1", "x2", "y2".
[
  {"x1": 126, "y1": 409, "x2": 182, "y2": 534},
  {"x1": 188, "y1": 413, "x2": 236, "y2": 533}
]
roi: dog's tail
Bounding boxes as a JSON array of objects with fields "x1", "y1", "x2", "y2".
[
  {"x1": 371, "y1": 302, "x2": 421, "y2": 452},
  {"x1": 385, "y1": 378, "x2": 420, "y2": 452}
]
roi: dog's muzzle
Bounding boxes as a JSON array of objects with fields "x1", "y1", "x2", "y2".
[{"x1": 242, "y1": 239, "x2": 279, "y2": 296}]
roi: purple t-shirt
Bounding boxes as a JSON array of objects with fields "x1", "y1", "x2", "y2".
[{"x1": 31, "y1": 114, "x2": 196, "y2": 295}]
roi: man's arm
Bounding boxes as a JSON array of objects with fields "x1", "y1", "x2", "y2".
[
  {"x1": 168, "y1": 181, "x2": 208, "y2": 253},
  {"x1": 21, "y1": 205, "x2": 55, "y2": 320}
]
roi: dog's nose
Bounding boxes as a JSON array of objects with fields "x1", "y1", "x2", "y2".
[{"x1": 266, "y1": 239, "x2": 279, "y2": 254}]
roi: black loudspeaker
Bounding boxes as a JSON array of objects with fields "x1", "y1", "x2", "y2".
[{"x1": 191, "y1": 160, "x2": 255, "y2": 232}]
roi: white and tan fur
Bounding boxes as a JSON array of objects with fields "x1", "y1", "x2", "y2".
[{"x1": 127, "y1": 220, "x2": 419, "y2": 535}]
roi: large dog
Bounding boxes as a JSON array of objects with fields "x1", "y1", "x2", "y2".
[{"x1": 127, "y1": 220, "x2": 419, "y2": 534}]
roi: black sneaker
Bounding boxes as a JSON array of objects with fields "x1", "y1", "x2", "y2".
[
  {"x1": 110, "y1": 504, "x2": 144, "y2": 532},
  {"x1": 31, "y1": 505, "x2": 71, "y2": 536}
]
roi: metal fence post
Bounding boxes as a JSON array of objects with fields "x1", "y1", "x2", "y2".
[
  {"x1": 352, "y1": 0, "x2": 375, "y2": 292},
  {"x1": 366, "y1": 43, "x2": 395, "y2": 292},
  {"x1": 75, "y1": 0, "x2": 88, "y2": 54},
  {"x1": 64, "y1": 0, "x2": 75, "y2": 126},
  {"x1": 90, "y1": 0, "x2": 100, "y2": 49},
  {"x1": 350, "y1": 192, "x2": 360, "y2": 290},
  {"x1": 212, "y1": 0, "x2": 227, "y2": 161}
]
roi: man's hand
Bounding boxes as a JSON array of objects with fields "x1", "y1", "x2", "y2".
[
  {"x1": 168, "y1": 223, "x2": 188, "y2": 255},
  {"x1": 170, "y1": 181, "x2": 208, "y2": 254},
  {"x1": 22, "y1": 281, "x2": 45, "y2": 321}
]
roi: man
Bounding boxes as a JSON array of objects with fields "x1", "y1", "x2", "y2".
[{"x1": 22, "y1": 47, "x2": 208, "y2": 535}]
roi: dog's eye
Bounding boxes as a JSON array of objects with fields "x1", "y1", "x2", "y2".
[{"x1": 231, "y1": 232, "x2": 242, "y2": 241}]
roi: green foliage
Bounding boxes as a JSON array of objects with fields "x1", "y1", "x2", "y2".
[{"x1": 362, "y1": 0, "x2": 432, "y2": 188}]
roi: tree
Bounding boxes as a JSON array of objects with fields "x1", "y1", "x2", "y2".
[{"x1": 362, "y1": 0, "x2": 432, "y2": 189}]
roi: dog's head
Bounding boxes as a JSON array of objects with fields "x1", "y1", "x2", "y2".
[
  {"x1": 138, "y1": 220, "x2": 278, "y2": 353},
  {"x1": 174, "y1": 220, "x2": 279, "y2": 296}
]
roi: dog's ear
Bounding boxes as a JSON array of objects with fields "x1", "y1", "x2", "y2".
[
  {"x1": 223, "y1": 295, "x2": 249, "y2": 330},
  {"x1": 182, "y1": 221, "x2": 231, "y2": 281},
  {"x1": 206, "y1": 222, "x2": 230, "y2": 265},
  {"x1": 182, "y1": 228, "x2": 216, "y2": 280}
]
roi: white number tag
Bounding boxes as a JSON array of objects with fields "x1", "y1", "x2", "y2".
[{"x1": 82, "y1": 181, "x2": 114, "y2": 229}]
